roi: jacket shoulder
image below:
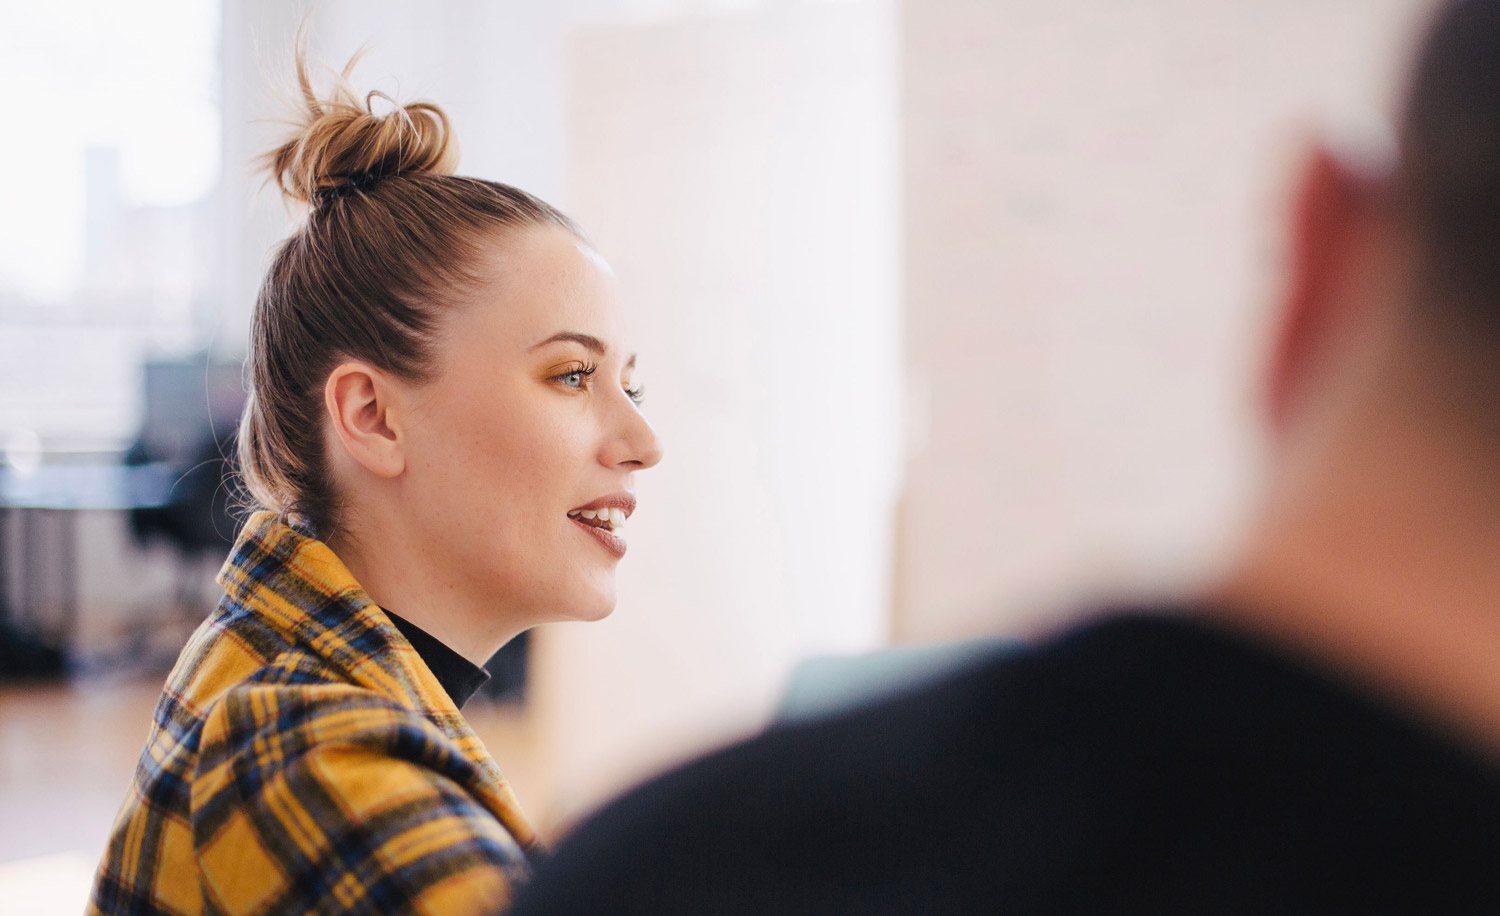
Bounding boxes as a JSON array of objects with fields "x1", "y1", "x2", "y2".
[{"x1": 188, "y1": 681, "x2": 531, "y2": 915}]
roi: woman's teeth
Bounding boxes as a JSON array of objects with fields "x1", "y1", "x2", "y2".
[{"x1": 570, "y1": 508, "x2": 626, "y2": 531}]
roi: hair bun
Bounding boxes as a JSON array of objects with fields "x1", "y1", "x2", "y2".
[{"x1": 265, "y1": 50, "x2": 459, "y2": 206}]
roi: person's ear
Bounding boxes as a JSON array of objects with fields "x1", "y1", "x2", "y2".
[
  {"x1": 1264, "y1": 142, "x2": 1385, "y2": 437},
  {"x1": 324, "y1": 362, "x2": 406, "y2": 479}
]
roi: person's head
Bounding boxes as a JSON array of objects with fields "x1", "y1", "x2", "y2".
[
  {"x1": 1213, "y1": 0, "x2": 1500, "y2": 740},
  {"x1": 238, "y1": 54, "x2": 662, "y2": 637},
  {"x1": 1264, "y1": 0, "x2": 1500, "y2": 469}
]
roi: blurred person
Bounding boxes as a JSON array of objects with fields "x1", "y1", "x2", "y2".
[
  {"x1": 88, "y1": 50, "x2": 661, "y2": 916},
  {"x1": 509, "y1": 1, "x2": 1500, "y2": 912}
]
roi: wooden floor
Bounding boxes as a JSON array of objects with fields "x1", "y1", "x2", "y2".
[{"x1": 0, "y1": 673, "x2": 549, "y2": 913}]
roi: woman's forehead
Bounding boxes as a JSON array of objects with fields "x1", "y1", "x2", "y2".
[{"x1": 462, "y1": 228, "x2": 627, "y2": 355}]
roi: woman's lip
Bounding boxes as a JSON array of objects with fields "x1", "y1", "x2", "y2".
[
  {"x1": 571, "y1": 493, "x2": 637, "y2": 518},
  {"x1": 571, "y1": 515, "x2": 627, "y2": 559}
]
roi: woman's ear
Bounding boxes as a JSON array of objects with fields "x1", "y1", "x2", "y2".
[{"x1": 324, "y1": 362, "x2": 407, "y2": 479}]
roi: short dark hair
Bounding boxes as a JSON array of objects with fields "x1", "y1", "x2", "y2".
[{"x1": 1399, "y1": 0, "x2": 1500, "y2": 335}]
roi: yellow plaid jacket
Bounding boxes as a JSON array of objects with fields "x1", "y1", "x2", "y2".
[{"x1": 89, "y1": 511, "x2": 538, "y2": 916}]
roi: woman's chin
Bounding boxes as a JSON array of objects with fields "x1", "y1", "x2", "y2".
[
  {"x1": 550, "y1": 583, "x2": 617, "y2": 623},
  {"x1": 569, "y1": 597, "x2": 617, "y2": 623}
]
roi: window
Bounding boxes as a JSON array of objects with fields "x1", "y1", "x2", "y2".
[{"x1": 0, "y1": 1, "x2": 221, "y2": 453}]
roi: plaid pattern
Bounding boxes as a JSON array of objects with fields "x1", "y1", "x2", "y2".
[{"x1": 89, "y1": 511, "x2": 538, "y2": 916}]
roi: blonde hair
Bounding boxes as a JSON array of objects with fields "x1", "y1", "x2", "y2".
[{"x1": 238, "y1": 49, "x2": 581, "y2": 537}]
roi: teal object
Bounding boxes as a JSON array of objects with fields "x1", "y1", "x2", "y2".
[{"x1": 776, "y1": 637, "x2": 1021, "y2": 724}]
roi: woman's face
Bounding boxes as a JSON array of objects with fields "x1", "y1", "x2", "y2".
[{"x1": 397, "y1": 225, "x2": 662, "y2": 630}]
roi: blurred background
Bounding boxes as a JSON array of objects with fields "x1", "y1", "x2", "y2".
[{"x1": 0, "y1": 0, "x2": 1434, "y2": 909}]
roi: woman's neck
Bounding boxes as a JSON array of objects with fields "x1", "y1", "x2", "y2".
[
  {"x1": 327, "y1": 518, "x2": 522, "y2": 667},
  {"x1": 1211, "y1": 404, "x2": 1500, "y2": 760}
]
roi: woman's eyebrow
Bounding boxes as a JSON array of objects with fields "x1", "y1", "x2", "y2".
[{"x1": 529, "y1": 331, "x2": 606, "y2": 353}]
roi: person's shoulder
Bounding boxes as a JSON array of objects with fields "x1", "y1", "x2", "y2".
[
  {"x1": 545, "y1": 602, "x2": 1500, "y2": 823},
  {"x1": 640, "y1": 609, "x2": 1283, "y2": 802},
  {"x1": 740, "y1": 606, "x2": 1291, "y2": 775},
  {"x1": 185, "y1": 611, "x2": 490, "y2": 790},
  {"x1": 514, "y1": 606, "x2": 1500, "y2": 915},
  {"x1": 544, "y1": 607, "x2": 1235, "y2": 810}
]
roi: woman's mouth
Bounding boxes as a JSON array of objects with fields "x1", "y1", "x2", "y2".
[{"x1": 568, "y1": 507, "x2": 627, "y2": 558}]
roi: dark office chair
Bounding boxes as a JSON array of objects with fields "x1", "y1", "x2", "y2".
[
  {"x1": 124, "y1": 432, "x2": 238, "y2": 561},
  {"x1": 124, "y1": 357, "x2": 245, "y2": 607}
]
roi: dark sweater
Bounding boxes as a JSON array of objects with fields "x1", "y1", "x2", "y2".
[
  {"x1": 383, "y1": 608, "x2": 490, "y2": 708},
  {"x1": 511, "y1": 610, "x2": 1500, "y2": 914}
]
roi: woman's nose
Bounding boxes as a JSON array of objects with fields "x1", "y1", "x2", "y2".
[{"x1": 603, "y1": 398, "x2": 663, "y2": 471}]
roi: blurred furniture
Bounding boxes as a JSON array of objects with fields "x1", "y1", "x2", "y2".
[
  {"x1": 123, "y1": 436, "x2": 238, "y2": 603},
  {"x1": 0, "y1": 355, "x2": 246, "y2": 679},
  {"x1": 117, "y1": 357, "x2": 244, "y2": 656},
  {"x1": 0, "y1": 462, "x2": 178, "y2": 676},
  {"x1": 124, "y1": 357, "x2": 244, "y2": 578}
]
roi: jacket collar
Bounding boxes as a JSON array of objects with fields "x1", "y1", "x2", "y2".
[
  {"x1": 218, "y1": 511, "x2": 456, "y2": 714},
  {"x1": 217, "y1": 511, "x2": 537, "y2": 847}
]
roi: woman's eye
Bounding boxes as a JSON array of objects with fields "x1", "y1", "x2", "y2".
[
  {"x1": 625, "y1": 384, "x2": 646, "y2": 406},
  {"x1": 553, "y1": 365, "x2": 597, "y2": 390}
]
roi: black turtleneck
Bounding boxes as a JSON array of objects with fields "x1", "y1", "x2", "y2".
[{"x1": 381, "y1": 609, "x2": 490, "y2": 709}]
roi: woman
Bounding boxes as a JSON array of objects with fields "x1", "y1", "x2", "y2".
[{"x1": 89, "y1": 53, "x2": 661, "y2": 916}]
